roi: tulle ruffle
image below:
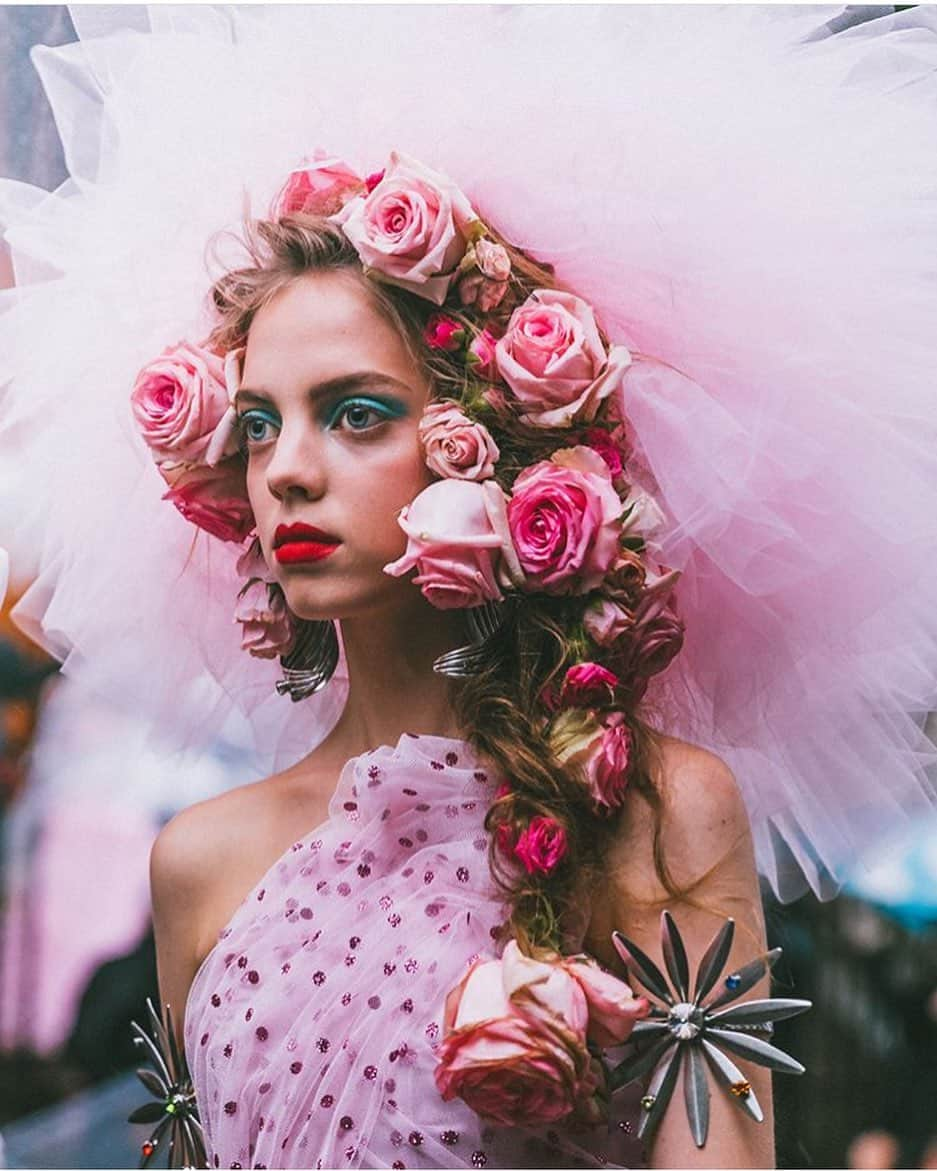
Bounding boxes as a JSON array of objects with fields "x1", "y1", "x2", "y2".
[{"x1": 1, "y1": 5, "x2": 936, "y2": 896}]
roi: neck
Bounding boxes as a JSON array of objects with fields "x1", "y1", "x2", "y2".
[{"x1": 321, "y1": 597, "x2": 467, "y2": 763}]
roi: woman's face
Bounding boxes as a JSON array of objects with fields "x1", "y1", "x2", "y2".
[{"x1": 237, "y1": 270, "x2": 433, "y2": 621}]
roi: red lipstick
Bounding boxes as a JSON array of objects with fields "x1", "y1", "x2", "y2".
[{"x1": 273, "y1": 523, "x2": 341, "y2": 565}]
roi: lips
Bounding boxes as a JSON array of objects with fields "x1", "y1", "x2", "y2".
[{"x1": 273, "y1": 523, "x2": 341, "y2": 565}]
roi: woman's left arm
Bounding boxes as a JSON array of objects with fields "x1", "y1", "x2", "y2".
[{"x1": 586, "y1": 741, "x2": 775, "y2": 1169}]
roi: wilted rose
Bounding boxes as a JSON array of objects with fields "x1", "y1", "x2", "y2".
[
  {"x1": 272, "y1": 150, "x2": 365, "y2": 218},
  {"x1": 234, "y1": 579, "x2": 297, "y2": 659}
]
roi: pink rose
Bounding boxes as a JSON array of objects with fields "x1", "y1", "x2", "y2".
[
  {"x1": 507, "y1": 447, "x2": 622, "y2": 595},
  {"x1": 384, "y1": 479, "x2": 517, "y2": 609},
  {"x1": 561, "y1": 955, "x2": 649, "y2": 1047},
  {"x1": 418, "y1": 401, "x2": 500, "y2": 482},
  {"x1": 161, "y1": 458, "x2": 254, "y2": 544},
  {"x1": 581, "y1": 425, "x2": 629, "y2": 483},
  {"x1": 495, "y1": 290, "x2": 631, "y2": 428},
  {"x1": 560, "y1": 662, "x2": 620, "y2": 709},
  {"x1": 609, "y1": 573, "x2": 685, "y2": 688},
  {"x1": 423, "y1": 314, "x2": 466, "y2": 352},
  {"x1": 334, "y1": 151, "x2": 479, "y2": 305},
  {"x1": 272, "y1": 150, "x2": 365, "y2": 218},
  {"x1": 549, "y1": 709, "x2": 631, "y2": 814},
  {"x1": 457, "y1": 239, "x2": 512, "y2": 312},
  {"x1": 131, "y1": 342, "x2": 229, "y2": 465},
  {"x1": 234, "y1": 579, "x2": 297, "y2": 659},
  {"x1": 467, "y1": 329, "x2": 498, "y2": 378},
  {"x1": 513, "y1": 816, "x2": 568, "y2": 875},
  {"x1": 583, "y1": 598, "x2": 633, "y2": 646},
  {"x1": 621, "y1": 488, "x2": 667, "y2": 542},
  {"x1": 435, "y1": 942, "x2": 599, "y2": 1128}
]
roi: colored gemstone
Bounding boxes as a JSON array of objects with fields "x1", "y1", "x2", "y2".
[
  {"x1": 726, "y1": 974, "x2": 741, "y2": 990},
  {"x1": 730, "y1": 1080, "x2": 752, "y2": 1098},
  {"x1": 142, "y1": 1141, "x2": 156, "y2": 1157}
]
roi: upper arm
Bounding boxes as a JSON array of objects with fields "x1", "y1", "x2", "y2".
[
  {"x1": 150, "y1": 806, "x2": 214, "y2": 1046},
  {"x1": 588, "y1": 740, "x2": 774, "y2": 1169}
]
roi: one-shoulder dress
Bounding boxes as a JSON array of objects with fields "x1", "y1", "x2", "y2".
[{"x1": 184, "y1": 734, "x2": 645, "y2": 1169}]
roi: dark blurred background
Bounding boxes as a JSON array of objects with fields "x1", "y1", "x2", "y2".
[{"x1": 2, "y1": 7, "x2": 935, "y2": 1170}]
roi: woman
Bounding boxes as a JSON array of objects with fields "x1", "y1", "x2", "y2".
[
  {"x1": 2, "y1": 6, "x2": 936, "y2": 1169},
  {"x1": 143, "y1": 194, "x2": 771, "y2": 1168}
]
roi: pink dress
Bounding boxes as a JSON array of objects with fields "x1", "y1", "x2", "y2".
[{"x1": 184, "y1": 734, "x2": 645, "y2": 1169}]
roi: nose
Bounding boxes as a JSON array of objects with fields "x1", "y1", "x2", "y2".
[{"x1": 264, "y1": 422, "x2": 327, "y2": 503}]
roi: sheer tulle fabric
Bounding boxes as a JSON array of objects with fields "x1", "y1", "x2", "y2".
[
  {"x1": 1, "y1": 6, "x2": 936, "y2": 895},
  {"x1": 184, "y1": 736, "x2": 644, "y2": 1170}
]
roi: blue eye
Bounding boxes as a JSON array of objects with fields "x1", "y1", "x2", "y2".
[
  {"x1": 326, "y1": 396, "x2": 408, "y2": 433},
  {"x1": 237, "y1": 409, "x2": 280, "y2": 447}
]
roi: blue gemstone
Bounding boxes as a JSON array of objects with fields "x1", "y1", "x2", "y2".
[{"x1": 725, "y1": 974, "x2": 741, "y2": 990}]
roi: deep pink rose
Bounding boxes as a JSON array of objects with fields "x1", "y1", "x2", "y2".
[
  {"x1": 272, "y1": 150, "x2": 365, "y2": 218},
  {"x1": 561, "y1": 955, "x2": 649, "y2": 1047},
  {"x1": 423, "y1": 314, "x2": 466, "y2": 352},
  {"x1": 131, "y1": 342, "x2": 229, "y2": 465},
  {"x1": 334, "y1": 151, "x2": 478, "y2": 305},
  {"x1": 495, "y1": 290, "x2": 631, "y2": 428},
  {"x1": 384, "y1": 479, "x2": 516, "y2": 609},
  {"x1": 513, "y1": 816, "x2": 568, "y2": 875},
  {"x1": 508, "y1": 447, "x2": 622, "y2": 595},
  {"x1": 435, "y1": 942, "x2": 599, "y2": 1128},
  {"x1": 418, "y1": 401, "x2": 500, "y2": 482},
  {"x1": 549, "y1": 709, "x2": 631, "y2": 814},
  {"x1": 234, "y1": 579, "x2": 297, "y2": 659},
  {"x1": 467, "y1": 329, "x2": 498, "y2": 378},
  {"x1": 457, "y1": 239, "x2": 511, "y2": 312},
  {"x1": 559, "y1": 662, "x2": 620, "y2": 709},
  {"x1": 161, "y1": 458, "x2": 254, "y2": 544},
  {"x1": 581, "y1": 426, "x2": 628, "y2": 483}
]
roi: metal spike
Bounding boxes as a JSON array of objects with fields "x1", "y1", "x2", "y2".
[
  {"x1": 685, "y1": 1043, "x2": 711, "y2": 1148},
  {"x1": 138, "y1": 1114, "x2": 172, "y2": 1170},
  {"x1": 707, "y1": 1026, "x2": 806, "y2": 1074},
  {"x1": 701, "y1": 1039, "x2": 764, "y2": 1123},
  {"x1": 629, "y1": 1020, "x2": 673, "y2": 1039},
  {"x1": 131, "y1": 1021, "x2": 172, "y2": 1087},
  {"x1": 163, "y1": 1004, "x2": 185, "y2": 1084},
  {"x1": 612, "y1": 931, "x2": 674, "y2": 1005},
  {"x1": 609, "y1": 1032, "x2": 675, "y2": 1090},
  {"x1": 661, "y1": 910, "x2": 690, "y2": 1002},
  {"x1": 129, "y1": 1102, "x2": 168, "y2": 1125},
  {"x1": 135, "y1": 1068, "x2": 167, "y2": 1099},
  {"x1": 637, "y1": 1043, "x2": 684, "y2": 1141},
  {"x1": 707, "y1": 997, "x2": 812, "y2": 1028},
  {"x1": 704, "y1": 948, "x2": 782, "y2": 1011},
  {"x1": 693, "y1": 918, "x2": 735, "y2": 1004}
]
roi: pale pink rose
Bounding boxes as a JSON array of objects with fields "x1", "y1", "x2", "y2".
[
  {"x1": 559, "y1": 662, "x2": 620, "y2": 708},
  {"x1": 235, "y1": 535, "x2": 268, "y2": 581},
  {"x1": 418, "y1": 401, "x2": 500, "y2": 482},
  {"x1": 457, "y1": 239, "x2": 511, "y2": 312},
  {"x1": 513, "y1": 816, "x2": 568, "y2": 875},
  {"x1": 272, "y1": 150, "x2": 365, "y2": 218},
  {"x1": 161, "y1": 458, "x2": 254, "y2": 544},
  {"x1": 435, "y1": 943, "x2": 598, "y2": 1128},
  {"x1": 583, "y1": 598, "x2": 633, "y2": 646},
  {"x1": 423, "y1": 314, "x2": 466, "y2": 352},
  {"x1": 621, "y1": 488, "x2": 667, "y2": 541},
  {"x1": 507, "y1": 449, "x2": 622, "y2": 594},
  {"x1": 561, "y1": 955, "x2": 650, "y2": 1047},
  {"x1": 495, "y1": 290, "x2": 632, "y2": 428},
  {"x1": 384, "y1": 479, "x2": 515, "y2": 609},
  {"x1": 334, "y1": 151, "x2": 479, "y2": 305},
  {"x1": 131, "y1": 342, "x2": 229, "y2": 465},
  {"x1": 234, "y1": 579, "x2": 297, "y2": 659},
  {"x1": 467, "y1": 329, "x2": 498, "y2": 378}
]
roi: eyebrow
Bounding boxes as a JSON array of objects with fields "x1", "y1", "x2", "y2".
[{"x1": 234, "y1": 371, "x2": 415, "y2": 409}]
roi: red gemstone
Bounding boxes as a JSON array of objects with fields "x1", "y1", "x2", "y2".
[{"x1": 142, "y1": 1141, "x2": 155, "y2": 1157}]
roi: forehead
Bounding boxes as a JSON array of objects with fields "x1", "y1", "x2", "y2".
[{"x1": 242, "y1": 270, "x2": 422, "y2": 390}]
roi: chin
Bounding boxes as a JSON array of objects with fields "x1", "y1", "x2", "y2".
[{"x1": 278, "y1": 575, "x2": 412, "y2": 625}]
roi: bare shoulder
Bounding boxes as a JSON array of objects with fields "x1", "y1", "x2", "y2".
[{"x1": 585, "y1": 734, "x2": 762, "y2": 962}]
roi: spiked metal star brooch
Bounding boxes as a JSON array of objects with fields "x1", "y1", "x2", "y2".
[
  {"x1": 127, "y1": 1000, "x2": 207, "y2": 1169},
  {"x1": 610, "y1": 911, "x2": 811, "y2": 1148}
]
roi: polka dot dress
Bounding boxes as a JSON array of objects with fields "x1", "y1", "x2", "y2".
[{"x1": 184, "y1": 734, "x2": 645, "y2": 1169}]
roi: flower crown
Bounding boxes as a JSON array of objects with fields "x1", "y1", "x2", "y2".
[{"x1": 129, "y1": 148, "x2": 684, "y2": 821}]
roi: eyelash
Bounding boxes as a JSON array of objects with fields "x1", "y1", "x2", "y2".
[{"x1": 236, "y1": 397, "x2": 406, "y2": 449}]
